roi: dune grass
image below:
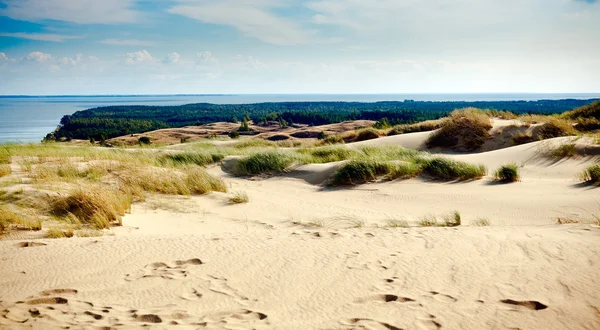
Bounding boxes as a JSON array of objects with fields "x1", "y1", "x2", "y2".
[
  {"x1": 387, "y1": 119, "x2": 444, "y2": 136},
  {"x1": 386, "y1": 219, "x2": 410, "y2": 228},
  {"x1": 158, "y1": 151, "x2": 226, "y2": 167},
  {"x1": 419, "y1": 211, "x2": 461, "y2": 227},
  {"x1": 534, "y1": 118, "x2": 577, "y2": 139},
  {"x1": 494, "y1": 163, "x2": 520, "y2": 183},
  {"x1": 579, "y1": 164, "x2": 600, "y2": 184},
  {"x1": 318, "y1": 135, "x2": 345, "y2": 145},
  {"x1": 549, "y1": 144, "x2": 576, "y2": 158},
  {"x1": 472, "y1": 218, "x2": 491, "y2": 226},
  {"x1": 0, "y1": 205, "x2": 26, "y2": 233},
  {"x1": 422, "y1": 157, "x2": 487, "y2": 181},
  {"x1": 297, "y1": 145, "x2": 359, "y2": 163},
  {"x1": 330, "y1": 160, "x2": 395, "y2": 185},
  {"x1": 0, "y1": 165, "x2": 11, "y2": 178},
  {"x1": 427, "y1": 108, "x2": 492, "y2": 151},
  {"x1": 233, "y1": 151, "x2": 295, "y2": 176},
  {"x1": 229, "y1": 191, "x2": 249, "y2": 204},
  {"x1": 354, "y1": 128, "x2": 381, "y2": 142}
]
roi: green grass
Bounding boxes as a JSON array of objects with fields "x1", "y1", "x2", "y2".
[
  {"x1": 233, "y1": 151, "x2": 295, "y2": 176},
  {"x1": 319, "y1": 135, "x2": 345, "y2": 145},
  {"x1": 419, "y1": 211, "x2": 461, "y2": 227},
  {"x1": 422, "y1": 158, "x2": 487, "y2": 181},
  {"x1": 297, "y1": 145, "x2": 359, "y2": 163},
  {"x1": 229, "y1": 191, "x2": 249, "y2": 204},
  {"x1": 0, "y1": 205, "x2": 25, "y2": 232},
  {"x1": 549, "y1": 144, "x2": 576, "y2": 158},
  {"x1": 330, "y1": 160, "x2": 395, "y2": 185},
  {"x1": 579, "y1": 164, "x2": 600, "y2": 184},
  {"x1": 386, "y1": 219, "x2": 410, "y2": 228},
  {"x1": 158, "y1": 151, "x2": 226, "y2": 167},
  {"x1": 494, "y1": 163, "x2": 520, "y2": 183},
  {"x1": 354, "y1": 128, "x2": 381, "y2": 142}
]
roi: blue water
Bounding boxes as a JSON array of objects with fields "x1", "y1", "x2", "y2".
[{"x1": 1, "y1": 93, "x2": 599, "y2": 143}]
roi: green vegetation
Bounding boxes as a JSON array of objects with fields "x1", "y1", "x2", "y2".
[
  {"x1": 47, "y1": 99, "x2": 597, "y2": 141},
  {"x1": 138, "y1": 136, "x2": 151, "y2": 145},
  {"x1": 550, "y1": 144, "x2": 576, "y2": 158},
  {"x1": 472, "y1": 218, "x2": 491, "y2": 226},
  {"x1": 298, "y1": 145, "x2": 359, "y2": 163},
  {"x1": 387, "y1": 119, "x2": 444, "y2": 136},
  {"x1": 579, "y1": 165, "x2": 600, "y2": 184},
  {"x1": 354, "y1": 128, "x2": 381, "y2": 142},
  {"x1": 233, "y1": 151, "x2": 295, "y2": 176},
  {"x1": 427, "y1": 108, "x2": 492, "y2": 151},
  {"x1": 494, "y1": 163, "x2": 520, "y2": 182},
  {"x1": 159, "y1": 151, "x2": 226, "y2": 167},
  {"x1": 319, "y1": 135, "x2": 345, "y2": 145},
  {"x1": 50, "y1": 189, "x2": 131, "y2": 229},
  {"x1": 419, "y1": 211, "x2": 461, "y2": 227},
  {"x1": 386, "y1": 219, "x2": 410, "y2": 228},
  {"x1": 563, "y1": 100, "x2": 600, "y2": 121},
  {"x1": 534, "y1": 118, "x2": 577, "y2": 139},
  {"x1": 229, "y1": 191, "x2": 249, "y2": 204},
  {"x1": 330, "y1": 160, "x2": 395, "y2": 185},
  {"x1": 422, "y1": 158, "x2": 487, "y2": 181}
]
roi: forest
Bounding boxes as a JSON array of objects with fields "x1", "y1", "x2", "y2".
[{"x1": 47, "y1": 99, "x2": 599, "y2": 141}]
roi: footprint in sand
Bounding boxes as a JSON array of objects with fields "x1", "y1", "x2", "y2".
[
  {"x1": 16, "y1": 242, "x2": 47, "y2": 248},
  {"x1": 181, "y1": 288, "x2": 203, "y2": 301},
  {"x1": 355, "y1": 294, "x2": 416, "y2": 304},
  {"x1": 428, "y1": 291, "x2": 458, "y2": 303},
  {"x1": 341, "y1": 317, "x2": 403, "y2": 330},
  {"x1": 206, "y1": 275, "x2": 256, "y2": 304},
  {"x1": 125, "y1": 258, "x2": 203, "y2": 281},
  {"x1": 202, "y1": 309, "x2": 268, "y2": 327},
  {"x1": 500, "y1": 299, "x2": 548, "y2": 311}
]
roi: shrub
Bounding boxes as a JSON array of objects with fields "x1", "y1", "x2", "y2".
[
  {"x1": 373, "y1": 118, "x2": 391, "y2": 129},
  {"x1": 229, "y1": 131, "x2": 240, "y2": 139},
  {"x1": 422, "y1": 157, "x2": 487, "y2": 181},
  {"x1": 330, "y1": 160, "x2": 393, "y2": 186},
  {"x1": 0, "y1": 164, "x2": 11, "y2": 178},
  {"x1": 317, "y1": 131, "x2": 327, "y2": 140},
  {"x1": 138, "y1": 136, "x2": 151, "y2": 145},
  {"x1": 233, "y1": 151, "x2": 295, "y2": 176},
  {"x1": 575, "y1": 117, "x2": 600, "y2": 131},
  {"x1": 180, "y1": 137, "x2": 190, "y2": 143},
  {"x1": 229, "y1": 191, "x2": 249, "y2": 204},
  {"x1": 50, "y1": 188, "x2": 132, "y2": 229},
  {"x1": 426, "y1": 108, "x2": 492, "y2": 151},
  {"x1": 512, "y1": 132, "x2": 535, "y2": 145},
  {"x1": 494, "y1": 163, "x2": 520, "y2": 182},
  {"x1": 579, "y1": 164, "x2": 600, "y2": 184},
  {"x1": 354, "y1": 128, "x2": 381, "y2": 142},
  {"x1": 267, "y1": 134, "x2": 290, "y2": 141}
]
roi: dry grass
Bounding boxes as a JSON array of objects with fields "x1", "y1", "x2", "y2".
[
  {"x1": 427, "y1": 108, "x2": 492, "y2": 151},
  {"x1": 387, "y1": 119, "x2": 444, "y2": 136},
  {"x1": 353, "y1": 128, "x2": 382, "y2": 142},
  {"x1": 46, "y1": 227, "x2": 75, "y2": 239},
  {"x1": 419, "y1": 211, "x2": 461, "y2": 227},
  {"x1": 0, "y1": 205, "x2": 25, "y2": 232},
  {"x1": 533, "y1": 118, "x2": 577, "y2": 139},
  {"x1": 229, "y1": 191, "x2": 249, "y2": 204},
  {"x1": 0, "y1": 165, "x2": 11, "y2": 178},
  {"x1": 472, "y1": 218, "x2": 490, "y2": 226},
  {"x1": 386, "y1": 219, "x2": 410, "y2": 228}
]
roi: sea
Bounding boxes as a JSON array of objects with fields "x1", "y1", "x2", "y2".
[{"x1": 1, "y1": 93, "x2": 599, "y2": 143}]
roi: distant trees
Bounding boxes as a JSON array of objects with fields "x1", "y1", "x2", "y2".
[{"x1": 47, "y1": 99, "x2": 598, "y2": 141}]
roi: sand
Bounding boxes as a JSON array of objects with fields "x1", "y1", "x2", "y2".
[{"x1": 1, "y1": 132, "x2": 600, "y2": 329}]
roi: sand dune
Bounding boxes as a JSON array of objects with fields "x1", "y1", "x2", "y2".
[{"x1": 2, "y1": 127, "x2": 600, "y2": 329}]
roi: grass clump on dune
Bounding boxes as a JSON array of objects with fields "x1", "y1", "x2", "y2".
[
  {"x1": 354, "y1": 128, "x2": 381, "y2": 142},
  {"x1": 50, "y1": 188, "x2": 132, "y2": 229},
  {"x1": 387, "y1": 119, "x2": 444, "y2": 136},
  {"x1": 550, "y1": 144, "x2": 576, "y2": 158},
  {"x1": 579, "y1": 165, "x2": 600, "y2": 184},
  {"x1": 229, "y1": 191, "x2": 249, "y2": 204},
  {"x1": 427, "y1": 108, "x2": 492, "y2": 151},
  {"x1": 0, "y1": 205, "x2": 26, "y2": 233},
  {"x1": 422, "y1": 157, "x2": 487, "y2": 181},
  {"x1": 298, "y1": 145, "x2": 359, "y2": 163},
  {"x1": 494, "y1": 163, "x2": 520, "y2": 183},
  {"x1": 0, "y1": 165, "x2": 11, "y2": 178},
  {"x1": 330, "y1": 160, "x2": 394, "y2": 185},
  {"x1": 159, "y1": 151, "x2": 226, "y2": 167},
  {"x1": 0, "y1": 150, "x2": 10, "y2": 165},
  {"x1": 233, "y1": 151, "x2": 295, "y2": 176},
  {"x1": 533, "y1": 117, "x2": 577, "y2": 139},
  {"x1": 319, "y1": 135, "x2": 345, "y2": 145}
]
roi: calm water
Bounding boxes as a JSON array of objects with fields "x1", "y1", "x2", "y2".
[{"x1": 1, "y1": 93, "x2": 600, "y2": 143}]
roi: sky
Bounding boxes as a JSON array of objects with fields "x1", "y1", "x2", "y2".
[{"x1": 0, "y1": 0, "x2": 599, "y2": 95}]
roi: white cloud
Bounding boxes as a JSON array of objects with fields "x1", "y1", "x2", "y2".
[
  {"x1": 125, "y1": 50, "x2": 154, "y2": 64},
  {"x1": 197, "y1": 51, "x2": 218, "y2": 64},
  {"x1": 164, "y1": 52, "x2": 181, "y2": 64},
  {"x1": 26, "y1": 51, "x2": 52, "y2": 62},
  {"x1": 168, "y1": 0, "x2": 315, "y2": 45},
  {"x1": 101, "y1": 39, "x2": 154, "y2": 46},
  {"x1": 0, "y1": 53, "x2": 8, "y2": 61},
  {"x1": 0, "y1": 32, "x2": 81, "y2": 42},
  {"x1": 0, "y1": 0, "x2": 140, "y2": 24}
]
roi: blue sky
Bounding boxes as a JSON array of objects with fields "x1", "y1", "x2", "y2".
[{"x1": 0, "y1": 0, "x2": 599, "y2": 95}]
